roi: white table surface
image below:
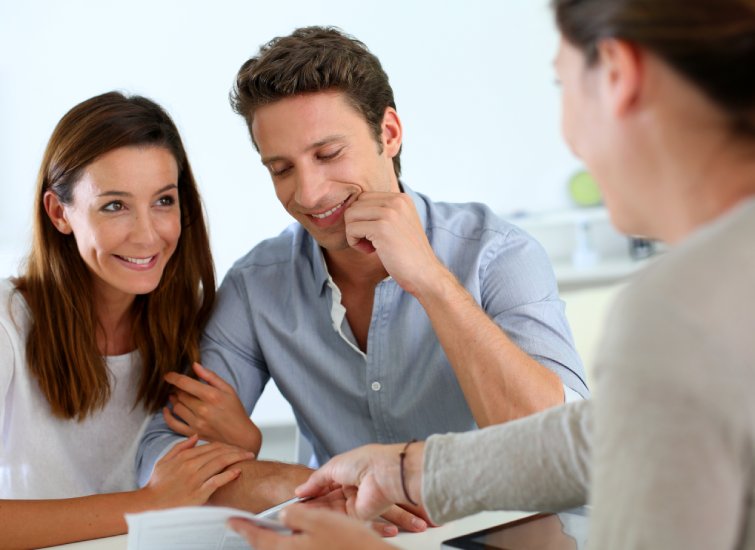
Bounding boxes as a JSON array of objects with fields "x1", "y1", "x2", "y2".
[{"x1": 43, "y1": 509, "x2": 529, "y2": 549}]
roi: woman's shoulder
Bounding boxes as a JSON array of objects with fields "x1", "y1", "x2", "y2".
[{"x1": 0, "y1": 278, "x2": 30, "y2": 328}]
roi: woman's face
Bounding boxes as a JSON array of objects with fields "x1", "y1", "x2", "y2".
[
  {"x1": 554, "y1": 37, "x2": 638, "y2": 236},
  {"x1": 49, "y1": 146, "x2": 182, "y2": 305}
]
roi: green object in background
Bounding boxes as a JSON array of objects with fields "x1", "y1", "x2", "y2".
[{"x1": 568, "y1": 170, "x2": 602, "y2": 207}]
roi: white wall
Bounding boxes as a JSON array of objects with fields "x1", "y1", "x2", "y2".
[
  {"x1": 0, "y1": 0, "x2": 580, "y2": 279},
  {"x1": 0, "y1": 0, "x2": 582, "y2": 425}
]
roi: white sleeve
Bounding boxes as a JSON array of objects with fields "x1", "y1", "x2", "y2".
[{"x1": 0, "y1": 317, "x2": 16, "y2": 441}]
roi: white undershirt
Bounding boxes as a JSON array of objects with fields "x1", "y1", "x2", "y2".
[{"x1": 0, "y1": 279, "x2": 150, "y2": 499}]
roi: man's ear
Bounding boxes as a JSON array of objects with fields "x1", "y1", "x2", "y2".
[
  {"x1": 43, "y1": 191, "x2": 73, "y2": 234},
  {"x1": 596, "y1": 38, "x2": 643, "y2": 118},
  {"x1": 380, "y1": 107, "x2": 403, "y2": 158}
]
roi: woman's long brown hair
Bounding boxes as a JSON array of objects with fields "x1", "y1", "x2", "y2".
[{"x1": 14, "y1": 92, "x2": 216, "y2": 420}]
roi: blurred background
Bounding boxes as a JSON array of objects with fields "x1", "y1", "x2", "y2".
[
  {"x1": 0, "y1": 0, "x2": 646, "y2": 459},
  {"x1": 0, "y1": 0, "x2": 577, "y2": 278}
]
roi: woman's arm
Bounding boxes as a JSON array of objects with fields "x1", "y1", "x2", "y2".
[{"x1": 0, "y1": 436, "x2": 253, "y2": 549}]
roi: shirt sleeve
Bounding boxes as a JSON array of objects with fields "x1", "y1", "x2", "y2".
[
  {"x1": 136, "y1": 267, "x2": 270, "y2": 486},
  {"x1": 587, "y1": 288, "x2": 748, "y2": 549},
  {"x1": 0, "y1": 317, "x2": 15, "y2": 440},
  {"x1": 481, "y1": 227, "x2": 589, "y2": 397},
  {"x1": 422, "y1": 399, "x2": 592, "y2": 524}
]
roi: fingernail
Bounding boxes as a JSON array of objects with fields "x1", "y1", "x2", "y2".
[
  {"x1": 246, "y1": 451, "x2": 256, "y2": 459},
  {"x1": 383, "y1": 525, "x2": 398, "y2": 536},
  {"x1": 412, "y1": 518, "x2": 427, "y2": 531}
]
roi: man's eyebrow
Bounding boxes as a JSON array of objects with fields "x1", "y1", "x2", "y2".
[{"x1": 260, "y1": 135, "x2": 347, "y2": 165}]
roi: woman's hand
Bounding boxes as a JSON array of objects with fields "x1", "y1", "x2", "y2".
[
  {"x1": 163, "y1": 362, "x2": 262, "y2": 455},
  {"x1": 141, "y1": 435, "x2": 255, "y2": 509},
  {"x1": 295, "y1": 442, "x2": 427, "y2": 521},
  {"x1": 302, "y1": 486, "x2": 427, "y2": 536},
  {"x1": 229, "y1": 506, "x2": 393, "y2": 550}
]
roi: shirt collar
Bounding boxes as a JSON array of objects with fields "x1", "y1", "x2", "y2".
[{"x1": 309, "y1": 181, "x2": 429, "y2": 295}]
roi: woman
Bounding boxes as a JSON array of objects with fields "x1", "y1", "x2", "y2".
[
  {"x1": 0, "y1": 92, "x2": 258, "y2": 549},
  {"x1": 230, "y1": 0, "x2": 755, "y2": 548}
]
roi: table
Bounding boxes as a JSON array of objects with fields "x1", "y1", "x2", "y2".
[{"x1": 43, "y1": 510, "x2": 529, "y2": 549}]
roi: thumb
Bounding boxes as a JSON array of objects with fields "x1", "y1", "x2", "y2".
[
  {"x1": 280, "y1": 506, "x2": 348, "y2": 533},
  {"x1": 227, "y1": 518, "x2": 282, "y2": 547}
]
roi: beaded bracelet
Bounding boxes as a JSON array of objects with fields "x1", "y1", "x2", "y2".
[{"x1": 399, "y1": 439, "x2": 419, "y2": 506}]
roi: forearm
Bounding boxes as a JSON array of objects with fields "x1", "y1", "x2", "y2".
[
  {"x1": 422, "y1": 400, "x2": 591, "y2": 524},
  {"x1": 416, "y1": 267, "x2": 564, "y2": 425},
  {"x1": 208, "y1": 459, "x2": 314, "y2": 512},
  {"x1": 0, "y1": 490, "x2": 154, "y2": 549}
]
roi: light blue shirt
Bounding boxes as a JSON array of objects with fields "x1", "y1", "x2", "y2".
[{"x1": 136, "y1": 184, "x2": 588, "y2": 484}]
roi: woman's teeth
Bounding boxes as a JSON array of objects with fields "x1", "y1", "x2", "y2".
[{"x1": 118, "y1": 255, "x2": 154, "y2": 265}]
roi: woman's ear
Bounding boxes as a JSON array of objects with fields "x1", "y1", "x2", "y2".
[
  {"x1": 381, "y1": 106, "x2": 403, "y2": 158},
  {"x1": 43, "y1": 191, "x2": 73, "y2": 234},
  {"x1": 596, "y1": 38, "x2": 643, "y2": 118}
]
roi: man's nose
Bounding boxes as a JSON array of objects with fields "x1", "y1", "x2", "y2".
[{"x1": 294, "y1": 166, "x2": 328, "y2": 210}]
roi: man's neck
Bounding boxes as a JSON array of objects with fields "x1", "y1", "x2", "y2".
[{"x1": 324, "y1": 246, "x2": 388, "y2": 290}]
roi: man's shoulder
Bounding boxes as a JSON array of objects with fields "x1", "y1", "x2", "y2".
[
  {"x1": 227, "y1": 223, "x2": 311, "y2": 274},
  {"x1": 420, "y1": 192, "x2": 532, "y2": 245}
]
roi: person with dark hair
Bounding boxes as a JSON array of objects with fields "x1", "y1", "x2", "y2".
[
  {"x1": 229, "y1": 1, "x2": 755, "y2": 548},
  {"x1": 0, "y1": 91, "x2": 256, "y2": 548},
  {"x1": 136, "y1": 25, "x2": 588, "y2": 520}
]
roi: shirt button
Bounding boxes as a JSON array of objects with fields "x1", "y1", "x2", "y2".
[{"x1": 371, "y1": 381, "x2": 382, "y2": 392}]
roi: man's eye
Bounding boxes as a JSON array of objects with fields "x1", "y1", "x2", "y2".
[
  {"x1": 101, "y1": 201, "x2": 124, "y2": 212},
  {"x1": 318, "y1": 148, "x2": 342, "y2": 161},
  {"x1": 270, "y1": 164, "x2": 292, "y2": 177}
]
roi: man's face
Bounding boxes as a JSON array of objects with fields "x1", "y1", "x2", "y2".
[{"x1": 251, "y1": 90, "x2": 401, "y2": 251}]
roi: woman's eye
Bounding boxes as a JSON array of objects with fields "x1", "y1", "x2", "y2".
[
  {"x1": 101, "y1": 201, "x2": 124, "y2": 212},
  {"x1": 156, "y1": 195, "x2": 176, "y2": 207}
]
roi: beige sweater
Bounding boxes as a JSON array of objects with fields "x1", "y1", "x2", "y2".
[{"x1": 423, "y1": 198, "x2": 755, "y2": 549}]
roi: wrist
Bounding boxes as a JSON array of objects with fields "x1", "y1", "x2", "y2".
[
  {"x1": 396, "y1": 440, "x2": 424, "y2": 507},
  {"x1": 133, "y1": 484, "x2": 163, "y2": 513},
  {"x1": 410, "y1": 262, "x2": 457, "y2": 303}
]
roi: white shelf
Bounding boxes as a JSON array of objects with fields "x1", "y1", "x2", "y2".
[
  {"x1": 554, "y1": 256, "x2": 653, "y2": 289},
  {"x1": 508, "y1": 206, "x2": 609, "y2": 228}
]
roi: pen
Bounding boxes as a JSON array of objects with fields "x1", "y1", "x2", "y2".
[{"x1": 256, "y1": 495, "x2": 310, "y2": 519}]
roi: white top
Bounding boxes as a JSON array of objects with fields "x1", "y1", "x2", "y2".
[
  {"x1": 423, "y1": 198, "x2": 755, "y2": 549},
  {"x1": 0, "y1": 279, "x2": 150, "y2": 498}
]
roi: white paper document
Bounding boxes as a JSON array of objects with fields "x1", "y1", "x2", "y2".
[{"x1": 126, "y1": 506, "x2": 290, "y2": 550}]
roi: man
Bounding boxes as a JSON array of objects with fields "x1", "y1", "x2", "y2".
[{"x1": 136, "y1": 26, "x2": 588, "y2": 513}]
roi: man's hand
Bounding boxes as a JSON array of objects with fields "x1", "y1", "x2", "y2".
[
  {"x1": 344, "y1": 192, "x2": 447, "y2": 297},
  {"x1": 163, "y1": 362, "x2": 262, "y2": 454}
]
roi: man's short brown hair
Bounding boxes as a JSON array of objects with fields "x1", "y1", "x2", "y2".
[{"x1": 230, "y1": 26, "x2": 402, "y2": 177}]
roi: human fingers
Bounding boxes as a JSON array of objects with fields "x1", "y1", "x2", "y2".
[
  {"x1": 381, "y1": 504, "x2": 427, "y2": 533},
  {"x1": 161, "y1": 434, "x2": 199, "y2": 461},
  {"x1": 192, "y1": 362, "x2": 235, "y2": 393},
  {"x1": 162, "y1": 406, "x2": 194, "y2": 437},
  {"x1": 282, "y1": 507, "x2": 394, "y2": 544},
  {"x1": 164, "y1": 371, "x2": 214, "y2": 401},
  {"x1": 346, "y1": 219, "x2": 398, "y2": 252},
  {"x1": 197, "y1": 468, "x2": 243, "y2": 501},
  {"x1": 169, "y1": 395, "x2": 200, "y2": 428},
  {"x1": 295, "y1": 468, "x2": 343, "y2": 499},
  {"x1": 228, "y1": 518, "x2": 294, "y2": 550},
  {"x1": 191, "y1": 444, "x2": 255, "y2": 477}
]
